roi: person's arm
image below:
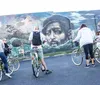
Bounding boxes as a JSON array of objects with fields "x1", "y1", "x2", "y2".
[
  {"x1": 5, "y1": 43, "x2": 9, "y2": 48},
  {"x1": 29, "y1": 32, "x2": 33, "y2": 44},
  {"x1": 1, "y1": 41, "x2": 5, "y2": 50},
  {"x1": 73, "y1": 30, "x2": 81, "y2": 42}
]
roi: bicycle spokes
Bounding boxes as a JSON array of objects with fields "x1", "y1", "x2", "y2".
[
  {"x1": 72, "y1": 49, "x2": 83, "y2": 66},
  {"x1": 94, "y1": 48, "x2": 100, "y2": 63}
]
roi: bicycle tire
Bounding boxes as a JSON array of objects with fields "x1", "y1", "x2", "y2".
[
  {"x1": 94, "y1": 48, "x2": 100, "y2": 63},
  {"x1": 11, "y1": 58, "x2": 20, "y2": 71},
  {"x1": 0, "y1": 67, "x2": 3, "y2": 81},
  {"x1": 31, "y1": 53, "x2": 40, "y2": 78},
  {"x1": 32, "y1": 64, "x2": 40, "y2": 78},
  {"x1": 8, "y1": 59, "x2": 14, "y2": 75},
  {"x1": 71, "y1": 49, "x2": 83, "y2": 66}
]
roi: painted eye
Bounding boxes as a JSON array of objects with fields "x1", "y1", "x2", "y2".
[
  {"x1": 54, "y1": 30, "x2": 62, "y2": 34},
  {"x1": 53, "y1": 28, "x2": 62, "y2": 34},
  {"x1": 46, "y1": 30, "x2": 51, "y2": 36}
]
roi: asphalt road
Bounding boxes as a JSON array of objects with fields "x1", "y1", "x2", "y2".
[{"x1": 1, "y1": 54, "x2": 100, "y2": 85}]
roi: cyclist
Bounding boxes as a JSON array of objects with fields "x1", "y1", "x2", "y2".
[
  {"x1": 3, "y1": 38, "x2": 11, "y2": 56},
  {"x1": 0, "y1": 39, "x2": 12, "y2": 78},
  {"x1": 29, "y1": 25, "x2": 52, "y2": 74},
  {"x1": 73, "y1": 24, "x2": 95, "y2": 68}
]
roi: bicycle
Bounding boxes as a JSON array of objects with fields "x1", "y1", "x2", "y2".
[
  {"x1": 71, "y1": 41, "x2": 100, "y2": 66},
  {"x1": 31, "y1": 47, "x2": 41, "y2": 78},
  {"x1": 7, "y1": 48, "x2": 21, "y2": 72},
  {"x1": 71, "y1": 45, "x2": 84, "y2": 66},
  {"x1": 93, "y1": 42, "x2": 100, "y2": 63},
  {"x1": 0, "y1": 58, "x2": 14, "y2": 81},
  {"x1": 8, "y1": 55, "x2": 20, "y2": 71}
]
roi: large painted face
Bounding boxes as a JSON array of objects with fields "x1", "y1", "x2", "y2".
[{"x1": 45, "y1": 22, "x2": 66, "y2": 47}]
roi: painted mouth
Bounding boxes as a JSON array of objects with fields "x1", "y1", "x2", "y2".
[{"x1": 50, "y1": 41, "x2": 59, "y2": 47}]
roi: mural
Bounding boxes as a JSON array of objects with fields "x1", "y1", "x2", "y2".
[
  {"x1": 0, "y1": 10, "x2": 100, "y2": 57},
  {"x1": 42, "y1": 15, "x2": 73, "y2": 47}
]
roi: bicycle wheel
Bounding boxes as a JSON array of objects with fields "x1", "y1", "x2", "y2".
[
  {"x1": 71, "y1": 49, "x2": 83, "y2": 66},
  {"x1": 7, "y1": 59, "x2": 14, "y2": 75},
  {"x1": 11, "y1": 58, "x2": 20, "y2": 71},
  {"x1": 0, "y1": 65, "x2": 3, "y2": 81},
  {"x1": 31, "y1": 53, "x2": 40, "y2": 78},
  {"x1": 94, "y1": 48, "x2": 100, "y2": 63}
]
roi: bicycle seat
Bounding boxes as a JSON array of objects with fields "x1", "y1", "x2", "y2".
[
  {"x1": 32, "y1": 46, "x2": 38, "y2": 48},
  {"x1": 32, "y1": 47, "x2": 38, "y2": 52}
]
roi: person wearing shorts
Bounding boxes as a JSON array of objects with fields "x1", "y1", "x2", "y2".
[{"x1": 29, "y1": 25, "x2": 52, "y2": 74}]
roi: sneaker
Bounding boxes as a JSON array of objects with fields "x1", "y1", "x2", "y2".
[
  {"x1": 45, "y1": 70, "x2": 52, "y2": 74},
  {"x1": 92, "y1": 64, "x2": 95, "y2": 67},
  {"x1": 5, "y1": 73, "x2": 12, "y2": 78},
  {"x1": 85, "y1": 65, "x2": 90, "y2": 68},
  {"x1": 41, "y1": 69, "x2": 45, "y2": 72}
]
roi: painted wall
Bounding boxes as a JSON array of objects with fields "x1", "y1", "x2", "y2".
[{"x1": 0, "y1": 10, "x2": 100, "y2": 56}]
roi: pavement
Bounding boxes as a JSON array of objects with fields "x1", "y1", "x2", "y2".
[{"x1": 0, "y1": 54, "x2": 100, "y2": 85}]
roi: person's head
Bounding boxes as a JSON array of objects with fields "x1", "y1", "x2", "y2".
[
  {"x1": 33, "y1": 25, "x2": 39, "y2": 32},
  {"x1": 96, "y1": 31, "x2": 100, "y2": 35},
  {"x1": 80, "y1": 24, "x2": 87, "y2": 30},
  {"x1": 2, "y1": 38, "x2": 7, "y2": 43},
  {"x1": 97, "y1": 22, "x2": 100, "y2": 31},
  {"x1": 42, "y1": 15, "x2": 73, "y2": 46}
]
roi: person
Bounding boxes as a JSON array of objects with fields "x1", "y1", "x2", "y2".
[
  {"x1": 29, "y1": 25, "x2": 52, "y2": 74},
  {"x1": 73, "y1": 24, "x2": 95, "y2": 68},
  {"x1": 3, "y1": 38, "x2": 11, "y2": 56},
  {"x1": 42, "y1": 15, "x2": 74, "y2": 47},
  {"x1": 0, "y1": 39, "x2": 12, "y2": 78},
  {"x1": 97, "y1": 21, "x2": 100, "y2": 32},
  {"x1": 95, "y1": 31, "x2": 100, "y2": 49}
]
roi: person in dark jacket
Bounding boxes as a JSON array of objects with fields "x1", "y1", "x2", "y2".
[{"x1": 3, "y1": 38, "x2": 11, "y2": 56}]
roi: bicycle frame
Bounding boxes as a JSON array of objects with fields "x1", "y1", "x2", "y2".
[{"x1": 31, "y1": 47, "x2": 41, "y2": 78}]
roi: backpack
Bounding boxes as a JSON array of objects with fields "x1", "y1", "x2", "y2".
[
  {"x1": 32, "y1": 31, "x2": 42, "y2": 45},
  {"x1": 4, "y1": 43, "x2": 11, "y2": 56}
]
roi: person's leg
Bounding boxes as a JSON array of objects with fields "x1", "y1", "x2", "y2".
[
  {"x1": 0, "y1": 52, "x2": 12, "y2": 78},
  {"x1": 38, "y1": 48, "x2": 52, "y2": 74},
  {"x1": 88, "y1": 43, "x2": 95, "y2": 65},
  {"x1": 0, "y1": 52, "x2": 9, "y2": 73},
  {"x1": 83, "y1": 44, "x2": 90, "y2": 66},
  {"x1": 38, "y1": 48, "x2": 47, "y2": 70}
]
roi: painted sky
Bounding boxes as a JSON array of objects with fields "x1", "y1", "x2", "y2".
[{"x1": 0, "y1": 10, "x2": 100, "y2": 31}]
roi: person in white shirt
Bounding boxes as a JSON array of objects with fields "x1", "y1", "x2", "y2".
[
  {"x1": 29, "y1": 25, "x2": 52, "y2": 74},
  {"x1": 73, "y1": 24, "x2": 95, "y2": 68}
]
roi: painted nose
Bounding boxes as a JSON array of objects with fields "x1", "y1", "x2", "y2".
[{"x1": 50, "y1": 31, "x2": 55, "y2": 39}]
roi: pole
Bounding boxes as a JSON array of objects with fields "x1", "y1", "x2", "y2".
[{"x1": 94, "y1": 15, "x2": 97, "y2": 32}]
